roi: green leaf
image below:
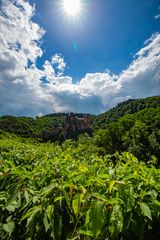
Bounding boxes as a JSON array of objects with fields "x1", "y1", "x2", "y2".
[
  {"x1": 5, "y1": 184, "x2": 19, "y2": 208},
  {"x1": 140, "y1": 202, "x2": 152, "y2": 220},
  {"x1": 79, "y1": 229, "x2": 93, "y2": 237},
  {"x1": 92, "y1": 193, "x2": 108, "y2": 204},
  {"x1": 72, "y1": 194, "x2": 81, "y2": 216},
  {"x1": 43, "y1": 213, "x2": 50, "y2": 232},
  {"x1": 129, "y1": 186, "x2": 135, "y2": 207},
  {"x1": 85, "y1": 209, "x2": 90, "y2": 226},
  {"x1": 24, "y1": 190, "x2": 29, "y2": 203},
  {"x1": 109, "y1": 180, "x2": 116, "y2": 193},
  {"x1": 53, "y1": 208, "x2": 62, "y2": 240},
  {"x1": 41, "y1": 185, "x2": 56, "y2": 198},
  {"x1": 21, "y1": 205, "x2": 41, "y2": 226},
  {"x1": 27, "y1": 206, "x2": 41, "y2": 227},
  {"x1": 6, "y1": 200, "x2": 18, "y2": 212},
  {"x1": 54, "y1": 196, "x2": 64, "y2": 203},
  {"x1": 89, "y1": 200, "x2": 105, "y2": 238},
  {"x1": 46, "y1": 205, "x2": 54, "y2": 222},
  {"x1": 3, "y1": 221, "x2": 15, "y2": 235},
  {"x1": 109, "y1": 204, "x2": 123, "y2": 238},
  {"x1": 62, "y1": 188, "x2": 71, "y2": 210},
  {"x1": 153, "y1": 200, "x2": 160, "y2": 207},
  {"x1": 32, "y1": 196, "x2": 39, "y2": 204}
]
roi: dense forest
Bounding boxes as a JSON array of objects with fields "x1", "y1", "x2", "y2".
[{"x1": 0, "y1": 96, "x2": 160, "y2": 239}]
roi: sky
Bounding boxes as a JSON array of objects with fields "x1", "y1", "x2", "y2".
[{"x1": 0, "y1": 0, "x2": 160, "y2": 116}]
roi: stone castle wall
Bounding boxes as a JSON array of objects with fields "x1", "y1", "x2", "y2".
[{"x1": 64, "y1": 113, "x2": 91, "y2": 134}]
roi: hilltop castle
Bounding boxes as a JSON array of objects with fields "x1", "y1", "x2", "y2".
[{"x1": 64, "y1": 113, "x2": 91, "y2": 134}]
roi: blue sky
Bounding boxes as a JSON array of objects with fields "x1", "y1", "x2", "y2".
[
  {"x1": 0, "y1": 0, "x2": 160, "y2": 116},
  {"x1": 30, "y1": 0, "x2": 160, "y2": 80}
]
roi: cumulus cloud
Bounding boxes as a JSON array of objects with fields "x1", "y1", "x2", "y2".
[
  {"x1": 0, "y1": 0, "x2": 160, "y2": 116},
  {"x1": 0, "y1": 0, "x2": 67, "y2": 115},
  {"x1": 0, "y1": 0, "x2": 48, "y2": 116},
  {"x1": 51, "y1": 54, "x2": 66, "y2": 76},
  {"x1": 78, "y1": 33, "x2": 160, "y2": 111},
  {"x1": 118, "y1": 33, "x2": 160, "y2": 98}
]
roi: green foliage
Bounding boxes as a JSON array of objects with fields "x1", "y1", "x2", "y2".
[
  {"x1": 1, "y1": 136, "x2": 160, "y2": 239},
  {"x1": 93, "y1": 96, "x2": 160, "y2": 129},
  {"x1": 0, "y1": 96, "x2": 160, "y2": 239},
  {"x1": 93, "y1": 107, "x2": 160, "y2": 161},
  {"x1": 0, "y1": 113, "x2": 94, "y2": 142},
  {"x1": 0, "y1": 114, "x2": 65, "y2": 140}
]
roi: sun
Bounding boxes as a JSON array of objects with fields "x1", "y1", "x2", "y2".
[{"x1": 62, "y1": 0, "x2": 81, "y2": 17}]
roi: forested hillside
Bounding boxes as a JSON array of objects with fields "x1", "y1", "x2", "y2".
[
  {"x1": 1, "y1": 96, "x2": 160, "y2": 141},
  {"x1": 0, "y1": 113, "x2": 94, "y2": 141},
  {"x1": 93, "y1": 96, "x2": 160, "y2": 129},
  {"x1": 91, "y1": 96, "x2": 160, "y2": 162},
  {"x1": 93, "y1": 107, "x2": 160, "y2": 162},
  {"x1": 0, "y1": 114, "x2": 64, "y2": 139}
]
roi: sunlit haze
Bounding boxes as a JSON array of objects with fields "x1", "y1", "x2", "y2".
[{"x1": 62, "y1": 0, "x2": 81, "y2": 16}]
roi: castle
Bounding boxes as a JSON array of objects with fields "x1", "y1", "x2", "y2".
[{"x1": 64, "y1": 113, "x2": 91, "y2": 134}]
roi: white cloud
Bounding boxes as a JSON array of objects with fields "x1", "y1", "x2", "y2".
[
  {"x1": 77, "y1": 33, "x2": 160, "y2": 110},
  {"x1": 0, "y1": 0, "x2": 48, "y2": 116},
  {"x1": 42, "y1": 54, "x2": 67, "y2": 83},
  {"x1": 0, "y1": 0, "x2": 160, "y2": 116},
  {"x1": 51, "y1": 54, "x2": 66, "y2": 76},
  {"x1": 43, "y1": 60, "x2": 55, "y2": 83},
  {"x1": 118, "y1": 33, "x2": 160, "y2": 98}
]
